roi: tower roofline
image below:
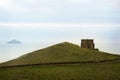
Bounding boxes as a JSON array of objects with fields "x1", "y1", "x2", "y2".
[{"x1": 81, "y1": 39, "x2": 94, "y2": 41}]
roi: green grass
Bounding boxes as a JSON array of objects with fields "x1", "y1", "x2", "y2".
[
  {"x1": 0, "y1": 42, "x2": 120, "y2": 80},
  {"x1": 0, "y1": 42, "x2": 120, "y2": 67},
  {"x1": 0, "y1": 62, "x2": 120, "y2": 80}
]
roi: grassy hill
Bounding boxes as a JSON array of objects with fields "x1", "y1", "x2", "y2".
[
  {"x1": 0, "y1": 62, "x2": 120, "y2": 80},
  {"x1": 0, "y1": 42, "x2": 119, "y2": 67},
  {"x1": 0, "y1": 42, "x2": 120, "y2": 80}
]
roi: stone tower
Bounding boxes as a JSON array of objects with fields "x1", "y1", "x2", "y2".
[{"x1": 81, "y1": 39, "x2": 95, "y2": 49}]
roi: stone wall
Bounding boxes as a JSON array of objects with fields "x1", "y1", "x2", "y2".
[{"x1": 81, "y1": 39, "x2": 95, "y2": 49}]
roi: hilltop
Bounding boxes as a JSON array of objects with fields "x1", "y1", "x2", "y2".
[
  {"x1": 0, "y1": 42, "x2": 120, "y2": 67},
  {"x1": 0, "y1": 42, "x2": 120, "y2": 80}
]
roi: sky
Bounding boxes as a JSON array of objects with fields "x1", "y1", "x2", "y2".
[
  {"x1": 0, "y1": 0, "x2": 120, "y2": 62},
  {"x1": 0, "y1": 0, "x2": 120, "y2": 23}
]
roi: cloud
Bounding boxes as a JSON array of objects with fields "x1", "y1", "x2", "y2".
[
  {"x1": 0, "y1": 0, "x2": 14, "y2": 9},
  {"x1": 0, "y1": 0, "x2": 119, "y2": 23},
  {"x1": 0, "y1": 22, "x2": 119, "y2": 28},
  {"x1": 0, "y1": 0, "x2": 23, "y2": 10},
  {"x1": 0, "y1": 0, "x2": 119, "y2": 11},
  {"x1": 0, "y1": 0, "x2": 55, "y2": 12},
  {"x1": 68, "y1": 0, "x2": 120, "y2": 6},
  {"x1": 68, "y1": 0, "x2": 94, "y2": 4}
]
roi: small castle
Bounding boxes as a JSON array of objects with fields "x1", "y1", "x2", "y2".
[{"x1": 81, "y1": 39, "x2": 98, "y2": 50}]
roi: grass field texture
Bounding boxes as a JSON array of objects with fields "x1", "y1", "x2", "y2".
[{"x1": 0, "y1": 62, "x2": 120, "y2": 80}]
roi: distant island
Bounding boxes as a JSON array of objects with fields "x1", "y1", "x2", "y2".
[{"x1": 7, "y1": 39, "x2": 21, "y2": 44}]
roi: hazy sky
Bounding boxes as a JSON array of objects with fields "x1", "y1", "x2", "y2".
[
  {"x1": 0, "y1": 0, "x2": 120, "y2": 62},
  {"x1": 0, "y1": 0, "x2": 120, "y2": 23}
]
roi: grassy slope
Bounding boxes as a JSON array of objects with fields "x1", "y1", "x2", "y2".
[
  {"x1": 0, "y1": 62, "x2": 120, "y2": 80},
  {"x1": 0, "y1": 42, "x2": 120, "y2": 67}
]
